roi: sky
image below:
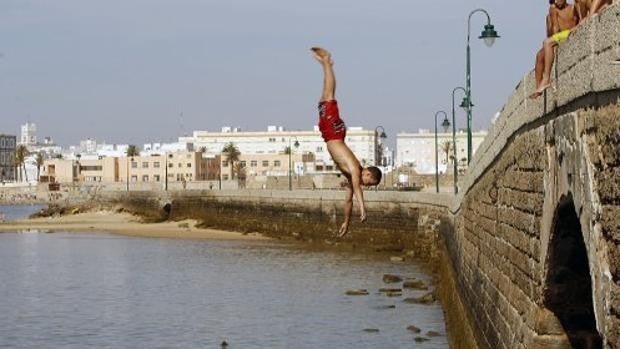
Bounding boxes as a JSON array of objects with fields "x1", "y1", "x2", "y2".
[{"x1": 0, "y1": 0, "x2": 550, "y2": 147}]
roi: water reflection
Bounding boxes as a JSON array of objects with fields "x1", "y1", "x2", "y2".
[{"x1": 0, "y1": 232, "x2": 448, "y2": 348}]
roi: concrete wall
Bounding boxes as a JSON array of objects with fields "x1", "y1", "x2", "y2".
[{"x1": 445, "y1": 4, "x2": 620, "y2": 348}]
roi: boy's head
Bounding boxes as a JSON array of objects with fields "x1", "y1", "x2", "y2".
[
  {"x1": 362, "y1": 166, "x2": 382, "y2": 186},
  {"x1": 554, "y1": 0, "x2": 567, "y2": 7}
]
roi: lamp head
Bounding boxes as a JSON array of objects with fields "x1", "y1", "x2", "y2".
[
  {"x1": 379, "y1": 131, "x2": 387, "y2": 139},
  {"x1": 479, "y1": 24, "x2": 500, "y2": 47},
  {"x1": 294, "y1": 140, "x2": 300, "y2": 148},
  {"x1": 460, "y1": 96, "x2": 474, "y2": 111},
  {"x1": 441, "y1": 116, "x2": 451, "y2": 133}
]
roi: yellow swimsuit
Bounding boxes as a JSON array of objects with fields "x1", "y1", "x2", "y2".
[{"x1": 552, "y1": 30, "x2": 571, "y2": 44}]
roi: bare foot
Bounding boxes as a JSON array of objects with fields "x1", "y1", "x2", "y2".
[
  {"x1": 529, "y1": 91, "x2": 543, "y2": 99},
  {"x1": 311, "y1": 47, "x2": 333, "y2": 65},
  {"x1": 534, "y1": 80, "x2": 552, "y2": 96},
  {"x1": 611, "y1": 58, "x2": 620, "y2": 65}
]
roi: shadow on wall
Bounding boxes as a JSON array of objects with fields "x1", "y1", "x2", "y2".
[{"x1": 544, "y1": 195, "x2": 602, "y2": 348}]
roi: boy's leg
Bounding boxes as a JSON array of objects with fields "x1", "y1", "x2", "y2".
[
  {"x1": 535, "y1": 48, "x2": 545, "y2": 88},
  {"x1": 587, "y1": 0, "x2": 612, "y2": 17},
  {"x1": 537, "y1": 37, "x2": 558, "y2": 93},
  {"x1": 312, "y1": 47, "x2": 335, "y2": 102}
]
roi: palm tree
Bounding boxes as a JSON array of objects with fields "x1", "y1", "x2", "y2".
[
  {"x1": 15, "y1": 145, "x2": 29, "y2": 182},
  {"x1": 441, "y1": 141, "x2": 452, "y2": 165},
  {"x1": 126, "y1": 144, "x2": 140, "y2": 157},
  {"x1": 221, "y1": 142, "x2": 241, "y2": 179},
  {"x1": 35, "y1": 152, "x2": 45, "y2": 181},
  {"x1": 198, "y1": 146, "x2": 207, "y2": 153}
]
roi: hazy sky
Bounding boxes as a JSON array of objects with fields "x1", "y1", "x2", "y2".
[{"x1": 0, "y1": 0, "x2": 549, "y2": 146}]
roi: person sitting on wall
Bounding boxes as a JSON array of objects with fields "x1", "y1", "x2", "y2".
[
  {"x1": 531, "y1": 0, "x2": 557, "y2": 98},
  {"x1": 533, "y1": 0, "x2": 581, "y2": 97},
  {"x1": 575, "y1": 0, "x2": 612, "y2": 18}
]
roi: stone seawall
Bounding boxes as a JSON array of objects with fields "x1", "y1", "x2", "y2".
[
  {"x1": 445, "y1": 4, "x2": 620, "y2": 349},
  {"x1": 93, "y1": 190, "x2": 450, "y2": 259}
]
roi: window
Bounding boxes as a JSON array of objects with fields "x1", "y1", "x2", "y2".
[
  {"x1": 262, "y1": 160, "x2": 269, "y2": 167},
  {"x1": 274, "y1": 160, "x2": 281, "y2": 167},
  {"x1": 222, "y1": 174, "x2": 229, "y2": 180},
  {"x1": 186, "y1": 163, "x2": 191, "y2": 168},
  {"x1": 316, "y1": 165, "x2": 324, "y2": 171},
  {"x1": 240, "y1": 161, "x2": 246, "y2": 167},
  {"x1": 142, "y1": 162, "x2": 149, "y2": 168},
  {"x1": 153, "y1": 162, "x2": 160, "y2": 168},
  {"x1": 80, "y1": 166, "x2": 103, "y2": 171},
  {"x1": 154, "y1": 175, "x2": 160, "y2": 182},
  {"x1": 168, "y1": 163, "x2": 173, "y2": 168},
  {"x1": 131, "y1": 175, "x2": 138, "y2": 182},
  {"x1": 316, "y1": 146, "x2": 323, "y2": 153},
  {"x1": 223, "y1": 160, "x2": 229, "y2": 167},
  {"x1": 326, "y1": 165, "x2": 334, "y2": 171},
  {"x1": 131, "y1": 161, "x2": 137, "y2": 168},
  {"x1": 178, "y1": 163, "x2": 182, "y2": 168},
  {"x1": 142, "y1": 175, "x2": 149, "y2": 182},
  {"x1": 250, "y1": 160, "x2": 257, "y2": 167}
]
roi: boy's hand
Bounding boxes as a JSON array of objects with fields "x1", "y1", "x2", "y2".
[
  {"x1": 338, "y1": 222, "x2": 349, "y2": 238},
  {"x1": 311, "y1": 47, "x2": 333, "y2": 65},
  {"x1": 360, "y1": 206, "x2": 367, "y2": 222}
]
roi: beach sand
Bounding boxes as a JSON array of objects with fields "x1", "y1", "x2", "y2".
[{"x1": 0, "y1": 211, "x2": 268, "y2": 241}]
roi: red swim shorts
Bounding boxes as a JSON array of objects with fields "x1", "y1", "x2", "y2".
[{"x1": 318, "y1": 100, "x2": 347, "y2": 142}]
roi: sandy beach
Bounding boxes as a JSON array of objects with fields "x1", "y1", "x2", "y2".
[{"x1": 0, "y1": 211, "x2": 268, "y2": 241}]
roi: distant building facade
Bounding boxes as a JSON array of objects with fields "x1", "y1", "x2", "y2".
[
  {"x1": 0, "y1": 135, "x2": 17, "y2": 182},
  {"x1": 178, "y1": 125, "x2": 380, "y2": 166},
  {"x1": 396, "y1": 129, "x2": 487, "y2": 174},
  {"x1": 20, "y1": 122, "x2": 37, "y2": 146}
]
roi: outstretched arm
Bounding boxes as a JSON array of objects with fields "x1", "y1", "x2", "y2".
[
  {"x1": 338, "y1": 182, "x2": 354, "y2": 237},
  {"x1": 350, "y1": 169, "x2": 367, "y2": 223},
  {"x1": 311, "y1": 47, "x2": 335, "y2": 101}
]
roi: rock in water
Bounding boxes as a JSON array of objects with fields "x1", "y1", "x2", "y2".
[
  {"x1": 345, "y1": 289, "x2": 369, "y2": 296},
  {"x1": 382, "y1": 274, "x2": 403, "y2": 283},
  {"x1": 403, "y1": 291, "x2": 436, "y2": 305},
  {"x1": 427, "y1": 331, "x2": 441, "y2": 337},
  {"x1": 390, "y1": 256, "x2": 404, "y2": 262},
  {"x1": 378, "y1": 288, "x2": 402, "y2": 293},
  {"x1": 402, "y1": 280, "x2": 428, "y2": 290},
  {"x1": 414, "y1": 337, "x2": 430, "y2": 342},
  {"x1": 221, "y1": 340, "x2": 228, "y2": 348},
  {"x1": 363, "y1": 328, "x2": 380, "y2": 333},
  {"x1": 407, "y1": 325, "x2": 421, "y2": 333},
  {"x1": 385, "y1": 291, "x2": 402, "y2": 297}
]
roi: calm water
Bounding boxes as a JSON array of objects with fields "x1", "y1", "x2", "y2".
[
  {"x1": 0, "y1": 209, "x2": 448, "y2": 349},
  {"x1": 0, "y1": 204, "x2": 45, "y2": 221}
]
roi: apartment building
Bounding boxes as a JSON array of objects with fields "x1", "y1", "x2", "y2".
[
  {"x1": 42, "y1": 151, "x2": 213, "y2": 184},
  {"x1": 396, "y1": 129, "x2": 487, "y2": 174},
  {"x1": 178, "y1": 125, "x2": 380, "y2": 166},
  {"x1": 220, "y1": 152, "x2": 317, "y2": 180},
  {"x1": 0, "y1": 135, "x2": 17, "y2": 182}
]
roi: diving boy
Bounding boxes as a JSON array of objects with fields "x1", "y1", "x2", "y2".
[{"x1": 311, "y1": 47, "x2": 382, "y2": 238}]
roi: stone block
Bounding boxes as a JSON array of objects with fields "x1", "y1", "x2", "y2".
[
  {"x1": 556, "y1": 57, "x2": 594, "y2": 107},
  {"x1": 529, "y1": 334, "x2": 572, "y2": 349},
  {"x1": 534, "y1": 308, "x2": 565, "y2": 335}
]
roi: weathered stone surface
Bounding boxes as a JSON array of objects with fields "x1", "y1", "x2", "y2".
[
  {"x1": 345, "y1": 289, "x2": 369, "y2": 296},
  {"x1": 403, "y1": 292, "x2": 436, "y2": 305},
  {"x1": 402, "y1": 280, "x2": 428, "y2": 290}
]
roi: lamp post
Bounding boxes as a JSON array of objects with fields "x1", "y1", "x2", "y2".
[
  {"x1": 288, "y1": 138, "x2": 300, "y2": 191},
  {"x1": 466, "y1": 8, "x2": 500, "y2": 164},
  {"x1": 374, "y1": 126, "x2": 387, "y2": 167},
  {"x1": 452, "y1": 86, "x2": 469, "y2": 194},
  {"x1": 435, "y1": 111, "x2": 450, "y2": 193}
]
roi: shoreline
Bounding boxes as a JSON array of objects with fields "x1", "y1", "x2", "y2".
[{"x1": 0, "y1": 211, "x2": 268, "y2": 241}]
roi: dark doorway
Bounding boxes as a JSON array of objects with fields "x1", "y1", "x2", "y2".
[{"x1": 544, "y1": 198, "x2": 602, "y2": 348}]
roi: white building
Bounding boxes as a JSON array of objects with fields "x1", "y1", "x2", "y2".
[
  {"x1": 20, "y1": 122, "x2": 37, "y2": 146},
  {"x1": 178, "y1": 125, "x2": 380, "y2": 166},
  {"x1": 396, "y1": 129, "x2": 487, "y2": 174}
]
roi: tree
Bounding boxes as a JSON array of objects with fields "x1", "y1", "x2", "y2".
[
  {"x1": 15, "y1": 145, "x2": 29, "y2": 182},
  {"x1": 221, "y1": 142, "x2": 240, "y2": 179},
  {"x1": 441, "y1": 141, "x2": 452, "y2": 165},
  {"x1": 126, "y1": 144, "x2": 140, "y2": 157},
  {"x1": 283, "y1": 146, "x2": 292, "y2": 155},
  {"x1": 198, "y1": 146, "x2": 207, "y2": 153},
  {"x1": 35, "y1": 152, "x2": 45, "y2": 180}
]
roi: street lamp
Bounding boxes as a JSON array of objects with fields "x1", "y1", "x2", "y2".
[
  {"x1": 374, "y1": 126, "x2": 387, "y2": 167},
  {"x1": 465, "y1": 8, "x2": 500, "y2": 164},
  {"x1": 164, "y1": 152, "x2": 168, "y2": 191},
  {"x1": 435, "y1": 111, "x2": 450, "y2": 193},
  {"x1": 452, "y1": 86, "x2": 469, "y2": 194},
  {"x1": 288, "y1": 138, "x2": 300, "y2": 191}
]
